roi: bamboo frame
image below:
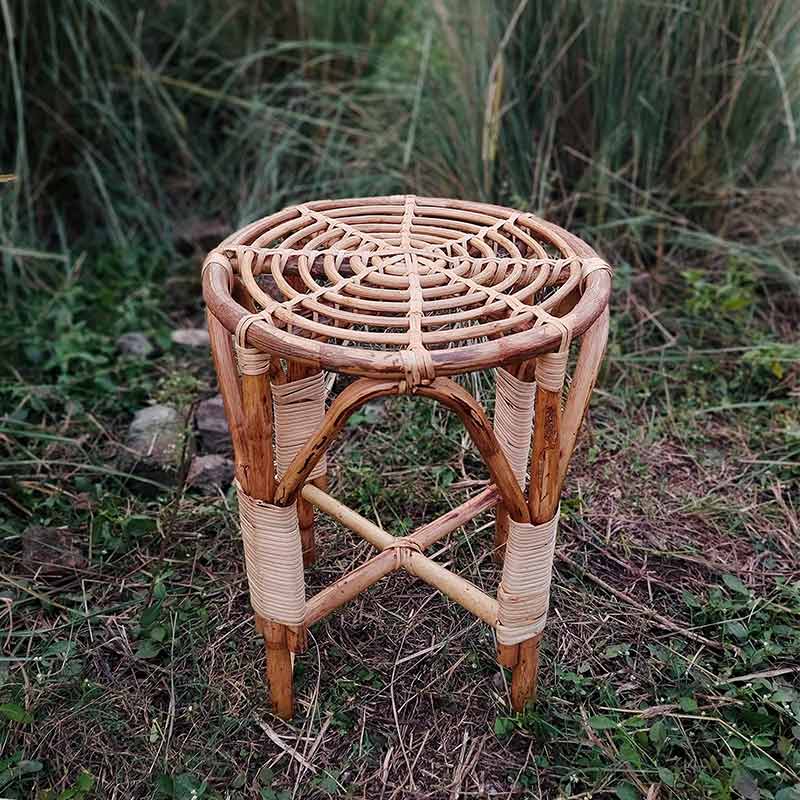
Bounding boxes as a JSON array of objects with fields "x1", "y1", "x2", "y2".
[{"x1": 204, "y1": 195, "x2": 611, "y2": 719}]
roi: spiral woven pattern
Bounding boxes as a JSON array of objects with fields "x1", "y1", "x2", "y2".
[{"x1": 207, "y1": 195, "x2": 611, "y2": 386}]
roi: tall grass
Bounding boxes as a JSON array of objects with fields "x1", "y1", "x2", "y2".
[
  {"x1": 410, "y1": 0, "x2": 800, "y2": 278},
  {"x1": 0, "y1": 0, "x2": 409, "y2": 281},
  {"x1": 2, "y1": 0, "x2": 799, "y2": 289}
]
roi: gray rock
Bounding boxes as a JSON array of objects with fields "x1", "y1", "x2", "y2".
[
  {"x1": 23, "y1": 525, "x2": 85, "y2": 573},
  {"x1": 195, "y1": 394, "x2": 231, "y2": 454},
  {"x1": 116, "y1": 332, "x2": 154, "y2": 358},
  {"x1": 171, "y1": 328, "x2": 210, "y2": 348},
  {"x1": 122, "y1": 404, "x2": 184, "y2": 483},
  {"x1": 186, "y1": 454, "x2": 235, "y2": 495}
]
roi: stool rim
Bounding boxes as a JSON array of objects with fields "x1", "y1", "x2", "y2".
[{"x1": 203, "y1": 195, "x2": 612, "y2": 380}]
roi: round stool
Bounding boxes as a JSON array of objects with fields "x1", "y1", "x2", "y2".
[{"x1": 202, "y1": 195, "x2": 612, "y2": 719}]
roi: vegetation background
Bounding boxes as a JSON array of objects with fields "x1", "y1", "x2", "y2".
[{"x1": 1, "y1": 1, "x2": 799, "y2": 798}]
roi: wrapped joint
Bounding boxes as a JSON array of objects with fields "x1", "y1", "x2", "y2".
[
  {"x1": 496, "y1": 508, "x2": 559, "y2": 646},
  {"x1": 398, "y1": 346, "x2": 435, "y2": 394},
  {"x1": 580, "y1": 257, "x2": 613, "y2": 287},
  {"x1": 383, "y1": 536, "x2": 423, "y2": 569},
  {"x1": 273, "y1": 371, "x2": 328, "y2": 480},
  {"x1": 234, "y1": 313, "x2": 271, "y2": 375},
  {"x1": 202, "y1": 250, "x2": 234, "y2": 290},
  {"x1": 535, "y1": 351, "x2": 569, "y2": 392},
  {"x1": 494, "y1": 368, "x2": 536, "y2": 489},
  {"x1": 237, "y1": 485, "x2": 305, "y2": 626}
]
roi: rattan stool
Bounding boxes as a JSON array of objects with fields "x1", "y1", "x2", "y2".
[{"x1": 202, "y1": 195, "x2": 612, "y2": 719}]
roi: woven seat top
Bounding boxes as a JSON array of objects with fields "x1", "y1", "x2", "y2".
[{"x1": 203, "y1": 195, "x2": 612, "y2": 381}]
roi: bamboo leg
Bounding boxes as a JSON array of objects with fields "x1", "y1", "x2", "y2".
[
  {"x1": 210, "y1": 301, "x2": 297, "y2": 719},
  {"x1": 509, "y1": 366, "x2": 563, "y2": 711},
  {"x1": 511, "y1": 635, "x2": 541, "y2": 709},
  {"x1": 241, "y1": 364, "x2": 295, "y2": 718},
  {"x1": 287, "y1": 359, "x2": 319, "y2": 565},
  {"x1": 493, "y1": 359, "x2": 535, "y2": 563},
  {"x1": 263, "y1": 620, "x2": 294, "y2": 719}
]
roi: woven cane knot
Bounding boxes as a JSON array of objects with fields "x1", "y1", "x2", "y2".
[
  {"x1": 234, "y1": 313, "x2": 272, "y2": 375},
  {"x1": 580, "y1": 257, "x2": 613, "y2": 289},
  {"x1": 202, "y1": 250, "x2": 234, "y2": 290},
  {"x1": 384, "y1": 537, "x2": 423, "y2": 568},
  {"x1": 398, "y1": 348, "x2": 435, "y2": 394}
]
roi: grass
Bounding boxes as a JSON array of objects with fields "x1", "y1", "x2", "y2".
[
  {"x1": 1, "y1": 0, "x2": 800, "y2": 797},
  {"x1": 0, "y1": 245, "x2": 798, "y2": 798},
  {"x1": 402, "y1": 0, "x2": 800, "y2": 291}
]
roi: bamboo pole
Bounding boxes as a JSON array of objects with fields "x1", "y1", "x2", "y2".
[
  {"x1": 302, "y1": 483, "x2": 393, "y2": 550},
  {"x1": 301, "y1": 483, "x2": 501, "y2": 627},
  {"x1": 492, "y1": 359, "x2": 536, "y2": 562},
  {"x1": 406, "y1": 552, "x2": 497, "y2": 626},
  {"x1": 304, "y1": 550, "x2": 397, "y2": 627},
  {"x1": 507, "y1": 351, "x2": 565, "y2": 711},
  {"x1": 558, "y1": 307, "x2": 609, "y2": 488},
  {"x1": 410, "y1": 484, "x2": 499, "y2": 550},
  {"x1": 239, "y1": 364, "x2": 298, "y2": 719}
]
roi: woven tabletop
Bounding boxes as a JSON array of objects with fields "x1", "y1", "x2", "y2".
[{"x1": 202, "y1": 195, "x2": 612, "y2": 381}]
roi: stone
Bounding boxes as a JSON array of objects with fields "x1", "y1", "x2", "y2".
[
  {"x1": 22, "y1": 525, "x2": 85, "y2": 573},
  {"x1": 116, "y1": 332, "x2": 155, "y2": 358},
  {"x1": 195, "y1": 394, "x2": 231, "y2": 454},
  {"x1": 171, "y1": 328, "x2": 210, "y2": 348},
  {"x1": 186, "y1": 454, "x2": 235, "y2": 495},
  {"x1": 122, "y1": 404, "x2": 184, "y2": 483}
]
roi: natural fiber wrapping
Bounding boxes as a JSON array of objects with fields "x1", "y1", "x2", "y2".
[
  {"x1": 496, "y1": 508, "x2": 559, "y2": 645},
  {"x1": 237, "y1": 486, "x2": 305, "y2": 625},
  {"x1": 494, "y1": 367, "x2": 536, "y2": 489}
]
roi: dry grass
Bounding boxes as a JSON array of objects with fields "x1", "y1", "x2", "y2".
[{"x1": 2, "y1": 272, "x2": 799, "y2": 797}]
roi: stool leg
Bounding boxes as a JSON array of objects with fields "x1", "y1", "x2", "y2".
[
  {"x1": 512, "y1": 363, "x2": 564, "y2": 710},
  {"x1": 494, "y1": 505, "x2": 509, "y2": 563},
  {"x1": 210, "y1": 308, "x2": 300, "y2": 719},
  {"x1": 263, "y1": 620, "x2": 294, "y2": 719},
  {"x1": 511, "y1": 634, "x2": 541, "y2": 711},
  {"x1": 287, "y1": 360, "x2": 325, "y2": 567}
]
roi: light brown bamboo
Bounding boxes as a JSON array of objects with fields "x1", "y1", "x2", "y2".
[
  {"x1": 511, "y1": 636, "x2": 541, "y2": 710},
  {"x1": 558, "y1": 306, "x2": 609, "y2": 488},
  {"x1": 304, "y1": 549, "x2": 397, "y2": 627},
  {"x1": 201, "y1": 195, "x2": 612, "y2": 382},
  {"x1": 410, "y1": 484, "x2": 499, "y2": 550},
  {"x1": 206, "y1": 311, "x2": 247, "y2": 482},
  {"x1": 202, "y1": 195, "x2": 611, "y2": 721},
  {"x1": 300, "y1": 484, "x2": 500, "y2": 627},
  {"x1": 406, "y1": 551, "x2": 497, "y2": 626},
  {"x1": 507, "y1": 359, "x2": 565, "y2": 710},
  {"x1": 240, "y1": 365, "x2": 299, "y2": 719},
  {"x1": 302, "y1": 483, "x2": 393, "y2": 549}
]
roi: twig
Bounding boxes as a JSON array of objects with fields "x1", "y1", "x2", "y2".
[
  {"x1": 254, "y1": 717, "x2": 317, "y2": 773},
  {"x1": 556, "y1": 551, "x2": 730, "y2": 653}
]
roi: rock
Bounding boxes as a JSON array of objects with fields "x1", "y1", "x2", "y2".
[
  {"x1": 171, "y1": 328, "x2": 210, "y2": 348},
  {"x1": 122, "y1": 404, "x2": 184, "y2": 483},
  {"x1": 116, "y1": 332, "x2": 155, "y2": 358},
  {"x1": 186, "y1": 454, "x2": 234, "y2": 495},
  {"x1": 22, "y1": 525, "x2": 85, "y2": 573},
  {"x1": 195, "y1": 394, "x2": 231, "y2": 454}
]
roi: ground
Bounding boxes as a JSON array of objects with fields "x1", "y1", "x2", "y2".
[{"x1": 1, "y1": 254, "x2": 799, "y2": 800}]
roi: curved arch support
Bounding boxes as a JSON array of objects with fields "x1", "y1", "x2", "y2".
[
  {"x1": 274, "y1": 377, "x2": 530, "y2": 524},
  {"x1": 558, "y1": 305, "x2": 609, "y2": 488}
]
